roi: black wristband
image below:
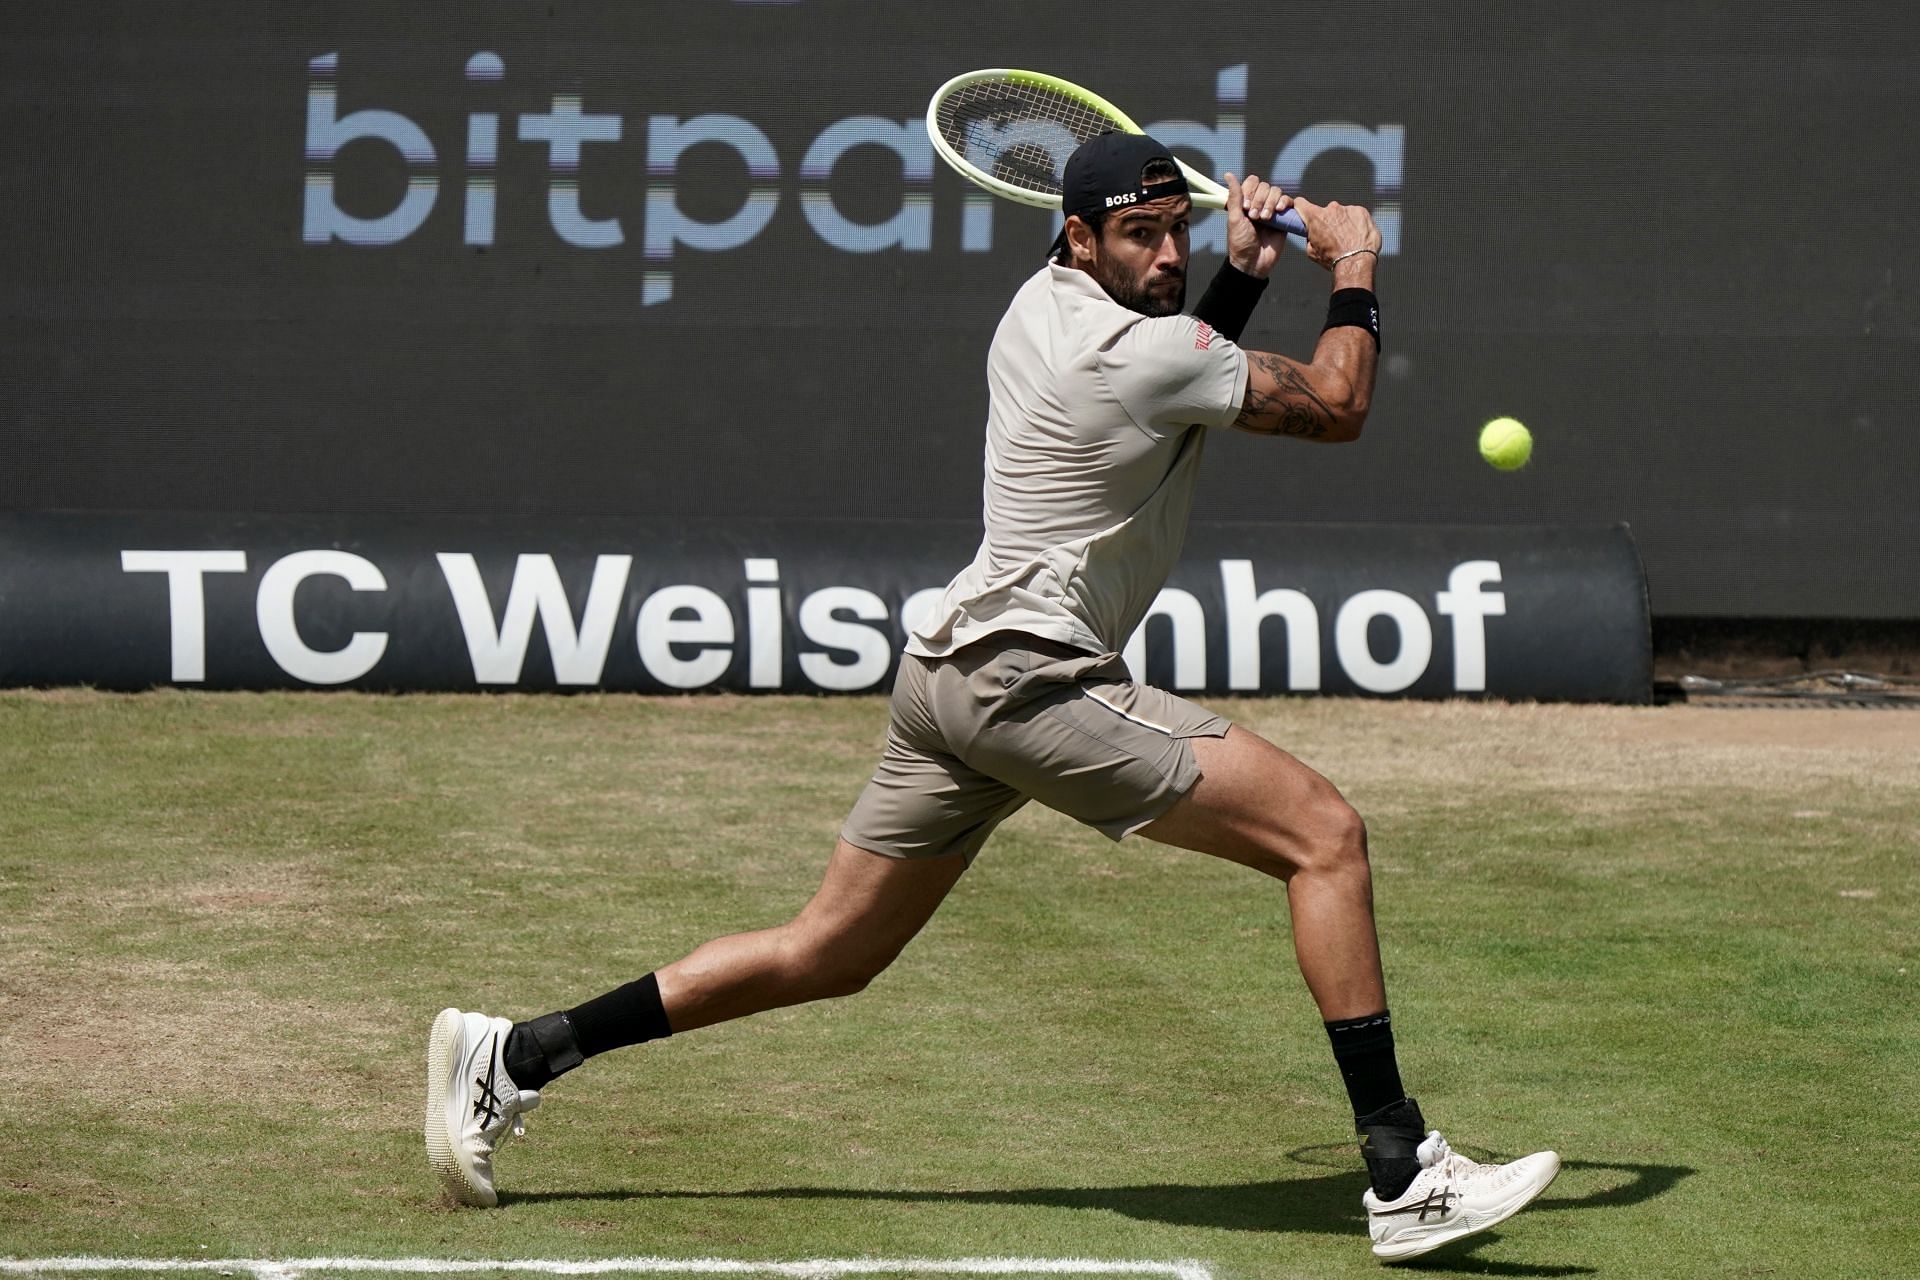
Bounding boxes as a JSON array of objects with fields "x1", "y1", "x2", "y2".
[
  {"x1": 1323, "y1": 287, "x2": 1380, "y2": 351},
  {"x1": 1190, "y1": 261, "x2": 1268, "y2": 342}
]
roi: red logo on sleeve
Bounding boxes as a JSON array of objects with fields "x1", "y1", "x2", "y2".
[{"x1": 1194, "y1": 321, "x2": 1215, "y2": 350}]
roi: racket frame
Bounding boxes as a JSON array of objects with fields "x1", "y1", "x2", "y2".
[{"x1": 926, "y1": 67, "x2": 1239, "y2": 211}]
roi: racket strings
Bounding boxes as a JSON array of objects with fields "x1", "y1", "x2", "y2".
[{"x1": 933, "y1": 78, "x2": 1123, "y2": 196}]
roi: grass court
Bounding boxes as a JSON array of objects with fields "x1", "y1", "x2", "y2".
[{"x1": 2, "y1": 691, "x2": 1914, "y2": 1279}]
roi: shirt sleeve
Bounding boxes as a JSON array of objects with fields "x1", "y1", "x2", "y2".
[{"x1": 1098, "y1": 312, "x2": 1250, "y2": 438}]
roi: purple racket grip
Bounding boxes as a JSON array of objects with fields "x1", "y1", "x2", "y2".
[{"x1": 1267, "y1": 207, "x2": 1308, "y2": 237}]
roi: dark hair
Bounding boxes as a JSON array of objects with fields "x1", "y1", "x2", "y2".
[
  {"x1": 1139, "y1": 157, "x2": 1181, "y2": 185},
  {"x1": 1050, "y1": 156, "x2": 1183, "y2": 264}
]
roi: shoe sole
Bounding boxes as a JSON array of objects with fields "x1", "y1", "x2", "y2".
[
  {"x1": 1371, "y1": 1152, "x2": 1561, "y2": 1262},
  {"x1": 425, "y1": 1007, "x2": 496, "y2": 1208}
]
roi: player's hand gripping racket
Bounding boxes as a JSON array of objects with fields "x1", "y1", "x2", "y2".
[{"x1": 926, "y1": 68, "x2": 1308, "y2": 238}]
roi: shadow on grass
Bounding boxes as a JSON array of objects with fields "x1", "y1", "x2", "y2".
[{"x1": 509, "y1": 1155, "x2": 1689, "y2": 1275}]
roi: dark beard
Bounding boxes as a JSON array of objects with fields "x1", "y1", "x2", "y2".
[{"x1": 1090, "y1": 259, "x2": 1185, "y2": 317}]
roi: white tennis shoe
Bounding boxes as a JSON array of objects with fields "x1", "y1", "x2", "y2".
[
  {"x1": 425, "y1": 1007, "x2": 541, "y2": 1207},
  {"x1": 1363, "y1": 1131, "x2": 1560, "y2": 1261}
]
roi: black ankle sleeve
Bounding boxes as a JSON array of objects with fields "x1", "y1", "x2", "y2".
[
  {"x1": 1355, "y1": 1095, "x2": 1427, "y2": 1159},
  {"x1": 503, "y1": 1010, "x2": 583, "y2": 1091}
]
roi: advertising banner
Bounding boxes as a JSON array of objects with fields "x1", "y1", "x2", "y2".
[
  {"x1": 0, "y1": 513, "x2": 1651, "y2": 702},
  {"x1": 3, "y1": 4, "x2": 1910, "y2": 617}
]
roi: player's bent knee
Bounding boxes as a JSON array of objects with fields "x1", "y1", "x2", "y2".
[
  {"x1": 1335, "y1": 800, "x2": 1370, "y2": 862},
  {"x1": 801, "y1": 954, "x2": 893, "y2": 1001},
  {"x1": 782, "y1": 933, "x2": 892, "y2": 1001},
  {"x1": 811, "y1": 968, "x2": 877, "y2": 1000},
  {"x1": 1295, "y1": 791, "x2": 1370, "y2": 880}
]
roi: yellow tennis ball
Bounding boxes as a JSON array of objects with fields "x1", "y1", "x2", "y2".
[{"x1": 1479, "y1": 417, "x2": 1532, "y2": 470}]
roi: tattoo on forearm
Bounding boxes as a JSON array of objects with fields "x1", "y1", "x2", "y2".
[{"x1": 1234, "y1": 351, "x2": 1335, "y2": 438}]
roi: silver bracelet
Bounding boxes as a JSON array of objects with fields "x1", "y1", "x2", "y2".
[{"x1": 1330, "y1": 247, "x2": 1379, "y2": 265}]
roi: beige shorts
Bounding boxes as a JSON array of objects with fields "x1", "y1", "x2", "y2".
[{"x1": 841, "y1": 633, "x2": 1229, "y2": 863}]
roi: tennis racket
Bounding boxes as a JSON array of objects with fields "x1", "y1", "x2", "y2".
[{"x1": 926, "y1": 68, "x2": 1308, "y2": 238}]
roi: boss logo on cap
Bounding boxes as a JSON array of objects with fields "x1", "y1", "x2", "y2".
[{"x1": 1104, "y1": 192, "x2": 1139, "y2": 208}]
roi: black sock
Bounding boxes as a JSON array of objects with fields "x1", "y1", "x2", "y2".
[
  {"x1": 1326, "y1": 1010, "x2": 1421, "y2": 1200},
  {"x1": 1324, "y1": 1010, "x2": 1406, "y2": 1119},
  {"x1": 504, "y1": 972, "x2": 672, "y2": 1091}
]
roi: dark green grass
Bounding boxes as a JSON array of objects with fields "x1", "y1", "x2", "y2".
[{"x1": 0, "y1": 692, "x2": 1913, "y2": 1279}]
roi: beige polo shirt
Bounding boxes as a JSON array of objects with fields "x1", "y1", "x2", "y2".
[{"x1": 907, "y1": 262, "x2": 1250, "y2": 658}]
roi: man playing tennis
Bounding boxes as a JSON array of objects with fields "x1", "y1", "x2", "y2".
[{"x1": 428, "y1": 131, "x2": 1560, "y2": 1262}]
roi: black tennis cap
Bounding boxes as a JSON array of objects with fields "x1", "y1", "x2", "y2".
[{"x1": 1060, "y1": 130, "x2": 1189, "y2": 220}]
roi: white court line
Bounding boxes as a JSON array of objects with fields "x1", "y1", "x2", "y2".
[{"x1": 0, "y1": 1260, "x2": 1212, "y2": 1280}]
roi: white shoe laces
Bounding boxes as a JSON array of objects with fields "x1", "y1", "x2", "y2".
[
  {"x1": 1417, "y1": 1130, "x2": 1498, "y2": 1184},
  {"x1": 508, "y1": 1095, "x2": 537, "y2": 1141},
  {"x1": 475, "y1": 1090, "x2": 540, "y2": 1156}
]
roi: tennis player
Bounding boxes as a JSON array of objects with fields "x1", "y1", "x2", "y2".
[{"x1": 428, "y1": 131, "x2": 1560, "y2": 1262}]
